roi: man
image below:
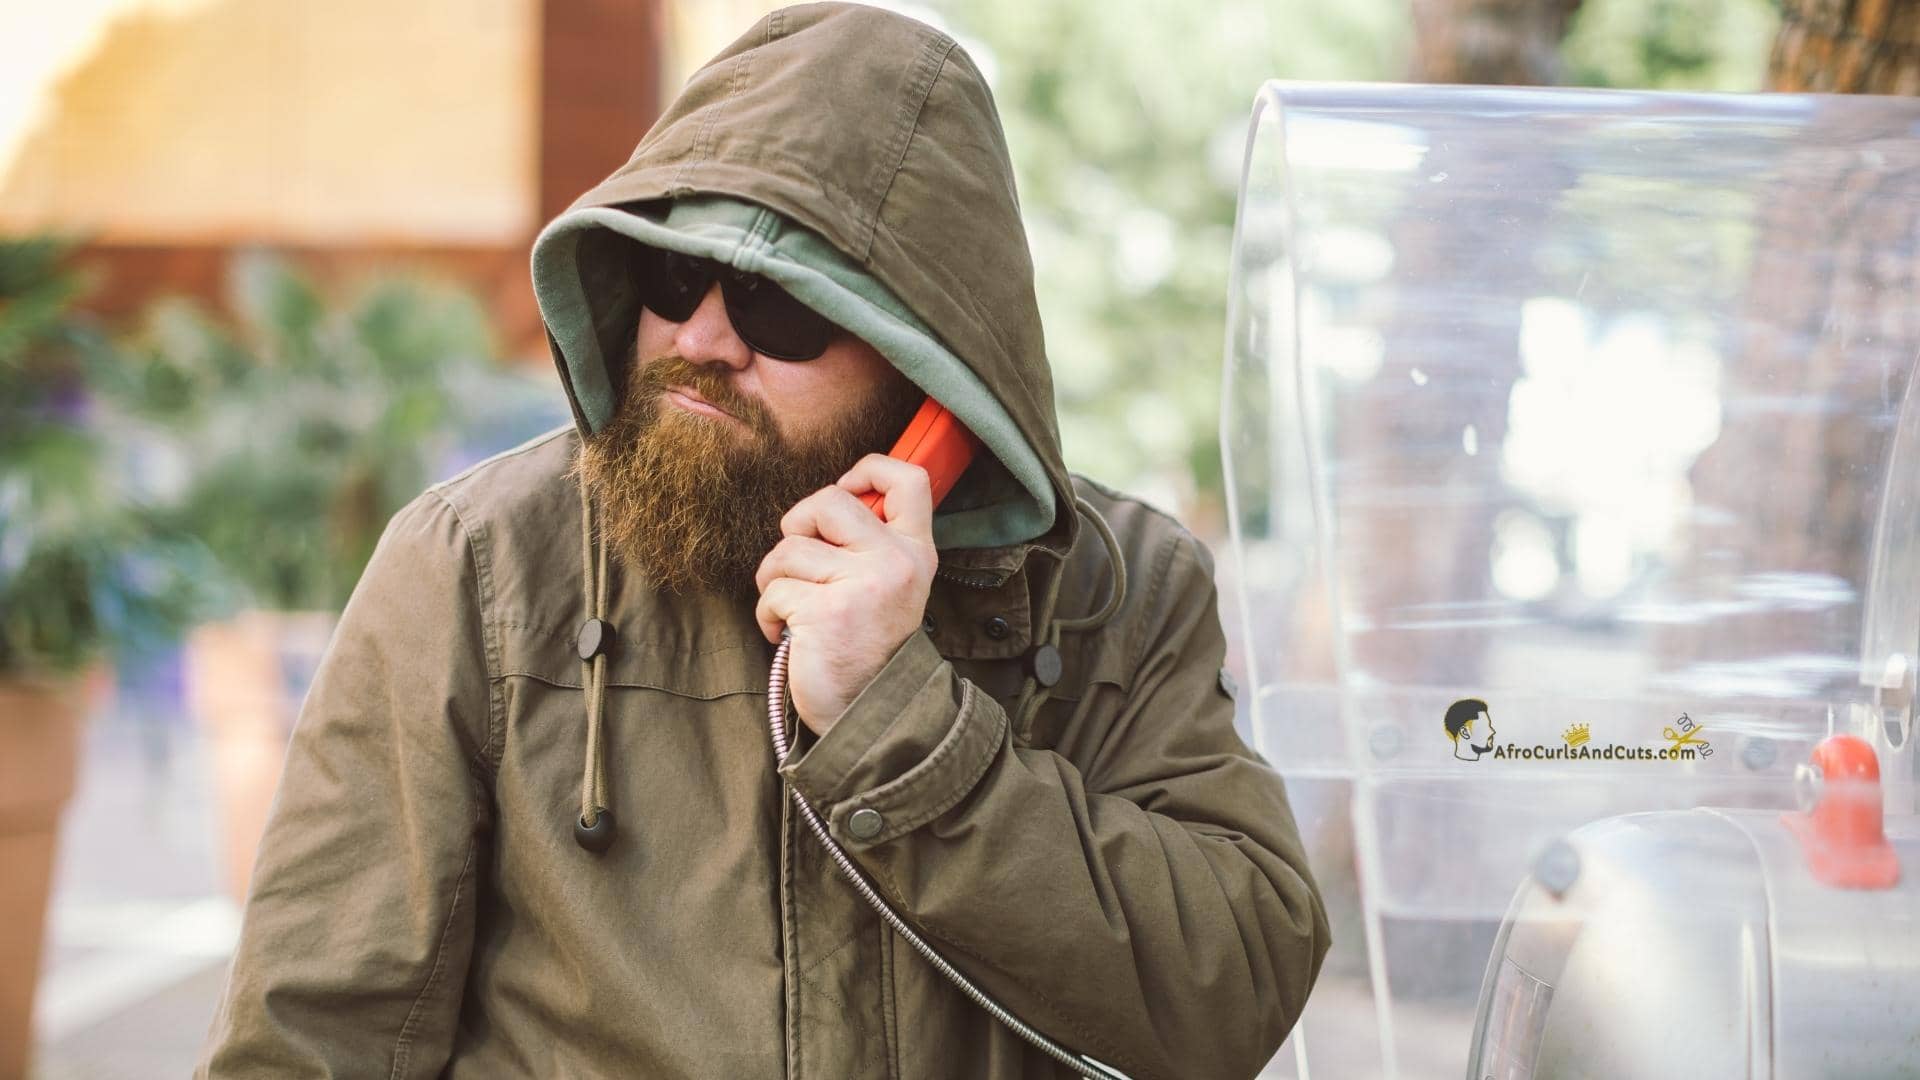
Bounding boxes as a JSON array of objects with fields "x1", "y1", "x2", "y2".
[
  {"x1": 1445, "y1": 698, "x2": 1496, "y2": 761},
  {"x1": 197, "y1": 5, "x2": 1328, "y2": 1078}
]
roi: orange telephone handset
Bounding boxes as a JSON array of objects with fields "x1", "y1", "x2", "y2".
[{"x1": 862, "y1": 397, "x2": 979, "y2": 518}]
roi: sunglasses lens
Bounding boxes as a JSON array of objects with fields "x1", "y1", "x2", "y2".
[
  {"x1": 634, "y1": 246, "x2": 837, "y2": 361},
  {"x1": 634, "y1": 248, "x2": 709, "y2": 322},
  {"x1": 722, "y1": 274, "x2": 837, "y2": 361}
]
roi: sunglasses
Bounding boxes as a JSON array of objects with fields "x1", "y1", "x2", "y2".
[{"x1": 630, "y1": 246, "x2": 840, "y2": 361}]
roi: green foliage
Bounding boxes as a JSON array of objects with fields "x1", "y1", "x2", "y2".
[
  {"x1": 135, "y1": 253, "x2": 545, "y2": 613},
  {"x1": 924, "y1": 0, "x2": 1406, "y2": 523},
  {"x1": 0, "y1": 237, "x2": 227, "y2": 678},
  {"x1": 920, "y1": 0, "x2": 1781, "y2": 524},
  {"x1": 1562, "y1": 0, "x2": 1780, "y2": 91},
  {"x1": 3, "y1": 234, "x2": 562, "y2": 679}
]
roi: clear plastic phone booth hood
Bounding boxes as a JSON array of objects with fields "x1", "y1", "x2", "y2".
[{"x1": 1222, "y1": 83, "x2": 1920, "y2": 1078}]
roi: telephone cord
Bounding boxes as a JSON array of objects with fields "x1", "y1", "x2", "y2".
[{"x1": 768, "y1": 629, "x2": 1131, "y2": 1080}]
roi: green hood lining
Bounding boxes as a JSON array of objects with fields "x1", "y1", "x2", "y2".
[{"x1": 530, "y1": 195, "x2": 1055, "y2": 551}]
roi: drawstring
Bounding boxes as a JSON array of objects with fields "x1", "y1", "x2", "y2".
[
  {"x1": 575, "y1": 470, "x2": 616, "y2": 852},
  {"x1": 562, "y1": 471, "x2": 1135, "y2": 1066},
  {"x1": 567, "y1": 487, "x2": 1127, "y2": 851},
  {"x1": 1009, "y1": 496, "x2": 1128, "y2": 737}
]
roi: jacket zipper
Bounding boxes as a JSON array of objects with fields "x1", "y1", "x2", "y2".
[
  {"x1": 779, "y1": 786, "x2": 799, "y2": 1078},
  {"x1": 933, "y1": 565, "x2": 1006, "y2": 589}
]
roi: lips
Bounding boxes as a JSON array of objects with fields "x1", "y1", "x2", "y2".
[{"x1": 665, "y1": 385, "x2": 737, "y2": 420}]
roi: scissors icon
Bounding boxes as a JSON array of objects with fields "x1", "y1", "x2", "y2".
[{"x1": 1663, "y1": 723, "x2": 1708, "y2": 750}]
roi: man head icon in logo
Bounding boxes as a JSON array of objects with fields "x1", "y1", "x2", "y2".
[{"x1": 1444, "y1": 698, "x2": 1496, "y2": 761}]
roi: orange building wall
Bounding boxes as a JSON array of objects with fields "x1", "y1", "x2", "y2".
[{"x1": 0, "y1": 0, "x2": 663, "y2": 356}]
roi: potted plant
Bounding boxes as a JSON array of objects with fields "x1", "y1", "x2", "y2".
[
  {"x1": 143, "y1": 252, "x2": 560, "y2": 904},
  {"x1": 0, "y1": 236, "x2": 222, "y2": 1076}
]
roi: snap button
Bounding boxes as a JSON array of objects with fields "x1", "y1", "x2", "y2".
[
  {"x1": 984, "y1": 615, "x2": 1010, "y2": 640},
  {"x1": 847, "y1": 807, "x2": 885, "y2": 839},
  {"x1": 1025, "y1": 643, "x2": 1063, "y2": 688},
  {"x1": 576, "y1": 617, "x2": 615, "y2": 661},
  {"x1": 921, "y1": 612, "x2": 936, "y2": 635}
]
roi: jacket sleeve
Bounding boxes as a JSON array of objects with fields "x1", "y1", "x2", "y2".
[
  {"x1": 776, "y1": 528, "x2": 1330, "y2": 1080},
  {"x1": 197, "y1": 490, "x2": 496, "y2": 1079}
]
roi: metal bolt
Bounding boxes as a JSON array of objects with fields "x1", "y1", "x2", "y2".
[
  {"x1": 1533, "y1": 840, "x2": 1581, "y2": 900},
  {"x1": 1368, "y1": 724, "x2": 1403, "y2": 762},
  {"x1": 1740, "y1": 736, "x2": 1777, "y2": 772}
]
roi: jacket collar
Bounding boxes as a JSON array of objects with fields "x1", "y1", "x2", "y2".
[{"x1": 927, "y1": 508, "x2": 1075, "y2": 660}]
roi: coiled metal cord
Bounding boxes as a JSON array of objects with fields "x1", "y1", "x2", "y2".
[{"x1": 768, "y1": 628, "x2": 1130, "y2": 1080}]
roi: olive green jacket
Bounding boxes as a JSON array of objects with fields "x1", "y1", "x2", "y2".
[{"x1": 195, "y1": 5, "x2": 1327, "y2": 1078}]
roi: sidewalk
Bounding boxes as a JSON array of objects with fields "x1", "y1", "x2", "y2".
[{"x1": 31, "y1": 698, "x2": 231, "y2": 1080}]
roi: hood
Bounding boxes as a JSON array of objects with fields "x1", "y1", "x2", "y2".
[
  {"x1": 529, "y1": 1, "x2": 1074, "y2": 558},
  {"x1": 528, "y1": 4, "x2": 1131, "y2": 860}
]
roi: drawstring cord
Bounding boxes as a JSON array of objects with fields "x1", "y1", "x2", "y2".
[
  {"x1": 567, "y1": 473, "x2": 1136, "y2": 1072},
  {"x1": 1009, "y1": 497, "x2": 1128, "y2": 738},
  {"x1": 575, "y1": 470, "x2": 616, "y2": 852},
  {"x1": 568, "y1": 486, "x2": 1130, "y2": 859}
]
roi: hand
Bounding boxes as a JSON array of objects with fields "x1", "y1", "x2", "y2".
[{"x1": 754, "y1": 454, "x2": 937, "y2": 736}]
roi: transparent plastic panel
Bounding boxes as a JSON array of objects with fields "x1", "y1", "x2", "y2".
[{"x1": 1223, "y1": 83, "x2": 1920, "y2": 1078}]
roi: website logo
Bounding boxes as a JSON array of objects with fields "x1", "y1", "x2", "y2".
[
  {"x1": 1443, "y1": 698, "x2": 1496, "y2": 762},
  {"x1": 1443, "y1": 703, "x2": 1713, "y2": 763}
]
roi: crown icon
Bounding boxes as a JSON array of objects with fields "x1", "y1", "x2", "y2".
[{"x1": 1562, "y1": 722, "x2": 1591, "y2": 747}]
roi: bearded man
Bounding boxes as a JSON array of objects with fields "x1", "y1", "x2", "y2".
[{"x1": 197, "y1": 6, "x2": 1328, "y2": 1078}]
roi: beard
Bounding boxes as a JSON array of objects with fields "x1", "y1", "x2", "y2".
[{"x1": 572, "y1": 350, "x2": 926, "y2": 599}]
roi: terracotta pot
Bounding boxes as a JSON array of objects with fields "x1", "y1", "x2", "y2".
[
  {"x1": 185, "y1": 611, "x2": 336, "y2": 906},
  {"x1": 0, "y1": 671, "x2": 98, "y2": 1080}
]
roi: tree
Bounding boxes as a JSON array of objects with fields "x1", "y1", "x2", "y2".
[
  {"x1": 1411, "y1": 0, "x2": 1586, "y2": 83},
  {"x1": 1771, "y1": 0, "x2": 1920, "y2": 92},
  {"x1": 1665, "y1": 4, "x2": 1920, "y2": 688}
]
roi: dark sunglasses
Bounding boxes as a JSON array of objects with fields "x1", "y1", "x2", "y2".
[{"x1": 630, "y1": 246, "x2": 839, "y2": 361}]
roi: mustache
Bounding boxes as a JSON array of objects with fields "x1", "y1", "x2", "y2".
[{"x1": 630, "y1": 354, "x2": 774, "y2": 436}]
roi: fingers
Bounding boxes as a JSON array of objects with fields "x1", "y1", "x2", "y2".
[
  {"x1": 753, "y1": 534, "x2": 844, "y2": 596},
  {"x1": 780, "y1": 454, "x2": 936, "y2": 548},
  {"x1": 780, "y1": 483, "x2": 891, "y2": 548},
  {"x1": 835, "y1": 453, "x2": 934, "y2": 529},
  {"x1": 755, "y1": 576, "x2": 816, "y2": 644},
  {"x1": 762, "y1": 455, "x2": 936, "y2": 650}
]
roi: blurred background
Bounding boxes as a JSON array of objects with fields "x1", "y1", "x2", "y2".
[{"x1": 1, "y1": 0, "x2": 1908, "y2": 1075}]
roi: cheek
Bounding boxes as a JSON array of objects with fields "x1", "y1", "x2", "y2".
[
  {"x1": 758, "y1": 357, "x2": 889, "y2": 442},
  {"x1": 776, "y1": 340, "x2": 905, "y2": 420},
  {"x1": 636, "y1": 308, "x2": 673, "y2": 357},
  {"x1": 752, "y1": 365, "x2": 818, "y2": 440}
]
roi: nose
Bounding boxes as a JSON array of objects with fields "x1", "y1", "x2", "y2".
[{"x1": 671, "y1": 282, "x2": 752, "y2": 371}]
